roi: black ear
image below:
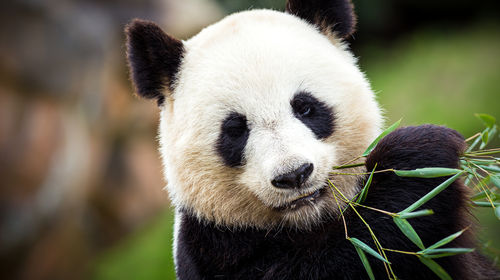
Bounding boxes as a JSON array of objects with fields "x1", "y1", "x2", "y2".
[
  {"x1": 125, "y1": 19, "x2": 184, "y2": 105},
  {"x1": 285, "y1": 0, "x2": 356, "y2": 39}
]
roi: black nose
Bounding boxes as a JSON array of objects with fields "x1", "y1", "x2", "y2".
[{"x1": 271, "y1": 163, "x2": 314, "y2": 189}]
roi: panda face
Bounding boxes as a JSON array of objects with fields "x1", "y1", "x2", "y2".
[
  {"x1": 217, "y1": 91, "x2": 335, "y2": 167},
  {"x1": 153, "y1": 10, "x2": 383, "y2": 229}
]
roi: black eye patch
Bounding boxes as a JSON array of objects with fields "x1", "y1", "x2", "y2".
[
  {"x1": 291, "y1": 92, "x2": 335, "y2": 139},
  {"x1": 216, "y1": 112, "x2": 250, "y2": 167}
]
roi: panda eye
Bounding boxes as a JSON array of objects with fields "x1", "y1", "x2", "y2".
[
  {"x1": 216, "y1": 112, "x2": 250, "y2": 167},
  {"x1": 223, "y1": 115, "x2": 248, "y2": 138},
  {"x1": 291, "y1": 92, "x2": 335, "y2": 139},
  {"x1": 292, "y1": 96, "x2": 314, "y2": 118},
  {"x1": 295, "y1": 103, "x2": 313, "y2": 118}
]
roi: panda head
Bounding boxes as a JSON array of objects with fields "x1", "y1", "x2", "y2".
[{"x1": 125, "y1": 0, "x2": 383, "y2": 230}]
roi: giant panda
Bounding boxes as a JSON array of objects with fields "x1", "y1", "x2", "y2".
[{"x1": 124, "y1": 0, "x2": 500, "y2": 279}]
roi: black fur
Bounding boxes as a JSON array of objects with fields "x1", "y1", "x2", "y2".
[
  {"x1": 272, "y1": 163, "x2": 314, "y2": 189},
  {"x1": 125, "y1": 19, "x2": 184, "y2": 105},
  {"x1": 286, "y1": 0, "x2": 357, "y2": 38},
  {"x1": 216, "y1": 112, "x2": 250, "y2": 167},
  {"x1": 291, "y1": 92, "x2": 335, "y2": 139},
  {"x1": 176, "y1": 125, "x2": 500, "y2": 279}
]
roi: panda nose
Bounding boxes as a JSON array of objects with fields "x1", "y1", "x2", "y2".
[{"x1": 271, "y1": 163, "x2": 314, "y2": 189}]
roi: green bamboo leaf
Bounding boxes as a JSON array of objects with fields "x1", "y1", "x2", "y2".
[
  {"x1": 467, "y1": 159, "x2": 497, "y2": 165},
  {"x1": 398, "y1": 209, "x2": 434, "y2": 219},
  {"x1": 480, "y1": 126, "x2": 496, "y2": 149},
  {"x1": 495, "y1": 207, "x2": 500, "y2": 220},
  {"x1": 491, "y1": 125, "x2": 498, "y2": 138},
  {"x1": 471, "y1": 188, "x2": 498, "y2": 201},
  {"x1": 466, "y1": 150, "x2": 500, "y2": 156},
  {"x1": 490, "y1": 176, "x2": 500, "y2": 189},
  {"x1": 423, "y1": 230, "x2": 465, "y2": 251},
  {"x1": 424, "y1": 248, "x2": 474, "y2": 259},
  {"x1": 362, "y1": 119, "x2": 401, "y2": 157},
  {"x1": 490, "y1": 125, "x2": 498, "y2": 139},
  {"x1": 401, "y1": 171, "x2": 464, "y2": 213},
  {"x1": 464, "y1": 174, "x2": 473, "y2": 186},
  {"x1": 425, "y1": 253, "x2": 469, "y2": 259},
  {"x1": 469, "y1": 176, "x2": 491, "y2": 200},
  {"x1": 473, "y1": 201, "x2": 500, "y2": 207},
  {"x1": 349, "y1": 238, "x2": 391, "y2": 264},
  {"x1": 419, "y1": 257, "x2": 452, "y2": 280},
  {"x1": 394, "y1": 168, "x2": 462, "y2": 178},
  {"x1": 466, "y1": 170, "x2": 484, "y2": 180},
  {"x1": 466, "y1": 127, "x2": 489, "y2": 152},
  {"x1": 475, "y1": 113, "x2": 496, "y2": 128},
  {"x1": 481, "y1": 131, "x2": 489, "y2": 145},
  {"x1": 481, "y1": 165, "x2": 500, "y2": 173},
  {"x1": 423, "y1": 248, "x2": 475, "y2": 256},
  {"x1": 471, "y1": 191, "x2": 486, "y2": 201},
  {"x1": 393, "y1": 217, "x2": 425, "y2": 250},
  {"x1": 425, "y1": 253, "x2": 465, "y2": 259},
  {"x1": 356, "y1": 164, "x2": 377, "y2": 204},
  {"x1": 353, "y1": 244, "x2": 376, "y2": 280},
  {"x1": 460, "y1": 165, "x2": 475, "y2": 176},
  {"x1": 332, "y1": 162, "x2": 365, "y2": 170}
]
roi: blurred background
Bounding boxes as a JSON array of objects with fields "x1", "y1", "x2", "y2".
[{"x1": 0, "y1": 0, "x2": 499, "y2": 279}]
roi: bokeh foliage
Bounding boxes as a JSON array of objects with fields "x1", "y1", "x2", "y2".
[
  {"x1": 363, "y1": 23, "x2": 500, "y2": 137},
  {"x1": 92, "y1": 210, "x2": 176, "y2": 280}
]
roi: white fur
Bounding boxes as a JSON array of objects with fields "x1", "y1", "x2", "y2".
[
  {"x1": 172, "y1": 210, "x2": 182, "y2": 270},
  {"x1": 159, "y1": 9, "x2": 383, "y2": 229}
]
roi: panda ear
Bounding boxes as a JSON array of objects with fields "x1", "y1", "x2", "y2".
[
  {"x1": 285, "y1": 0, "x2": 357, "y2": 39},
  {"x1": 125, "y1": 19, "x2": 184, "y2": 105}
]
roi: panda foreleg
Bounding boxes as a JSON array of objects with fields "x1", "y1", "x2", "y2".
[{"x1": 354, "y1": 125, "x2": 498, "y2": 279}]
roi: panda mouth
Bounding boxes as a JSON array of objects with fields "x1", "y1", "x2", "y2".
[{"x1": 274, "y1": 187, "x2": 326, "y2": 211}]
